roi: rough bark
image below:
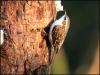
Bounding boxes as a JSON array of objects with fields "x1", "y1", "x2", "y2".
[{"x1": 0, "y1": 1, "x2": 56, "y2": 74}]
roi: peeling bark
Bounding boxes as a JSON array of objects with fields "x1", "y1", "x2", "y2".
[{"x1": 0, "y1": 1, "x2": 56, "y2": 74}]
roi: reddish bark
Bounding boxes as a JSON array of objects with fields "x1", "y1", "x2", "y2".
[{"x1": 0, "y1": 1, "x2": 56, "y2": 74}]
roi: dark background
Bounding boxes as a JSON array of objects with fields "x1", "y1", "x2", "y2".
[{"x1": 61, "y1": 1, "x2": 99, "y2": 74}]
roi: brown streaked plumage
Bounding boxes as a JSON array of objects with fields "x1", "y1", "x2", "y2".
[{"x1": 49, "y1": 12, "x2": 70, "y2": 64}]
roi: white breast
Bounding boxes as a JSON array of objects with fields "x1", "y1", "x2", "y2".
[
  {"x1": 49, "y1": 14, "x2": 66, "y2": 35},
  {"x1": 0, "y1": 29, "x2": 4, "y2": 45},
  {"x1": 49, "y1": 14, "x2": 66, "y2": 43}
]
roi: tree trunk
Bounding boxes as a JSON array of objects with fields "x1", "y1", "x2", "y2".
[{"x1": 0, "y1": 1, "x2": 56, "y2": 74}]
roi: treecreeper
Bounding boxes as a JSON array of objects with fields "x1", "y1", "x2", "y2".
[{"x1": 0, "y1": 1, "x2": 70, "y2": 74}]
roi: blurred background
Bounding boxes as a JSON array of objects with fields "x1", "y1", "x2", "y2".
[{"x1": 51, "y1": 1, "x2": 99, "y2": 74}]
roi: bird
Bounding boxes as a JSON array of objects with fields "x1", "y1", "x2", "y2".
[{"x1": 49, "y1": 10, "x2": 70, "y2": 64}]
